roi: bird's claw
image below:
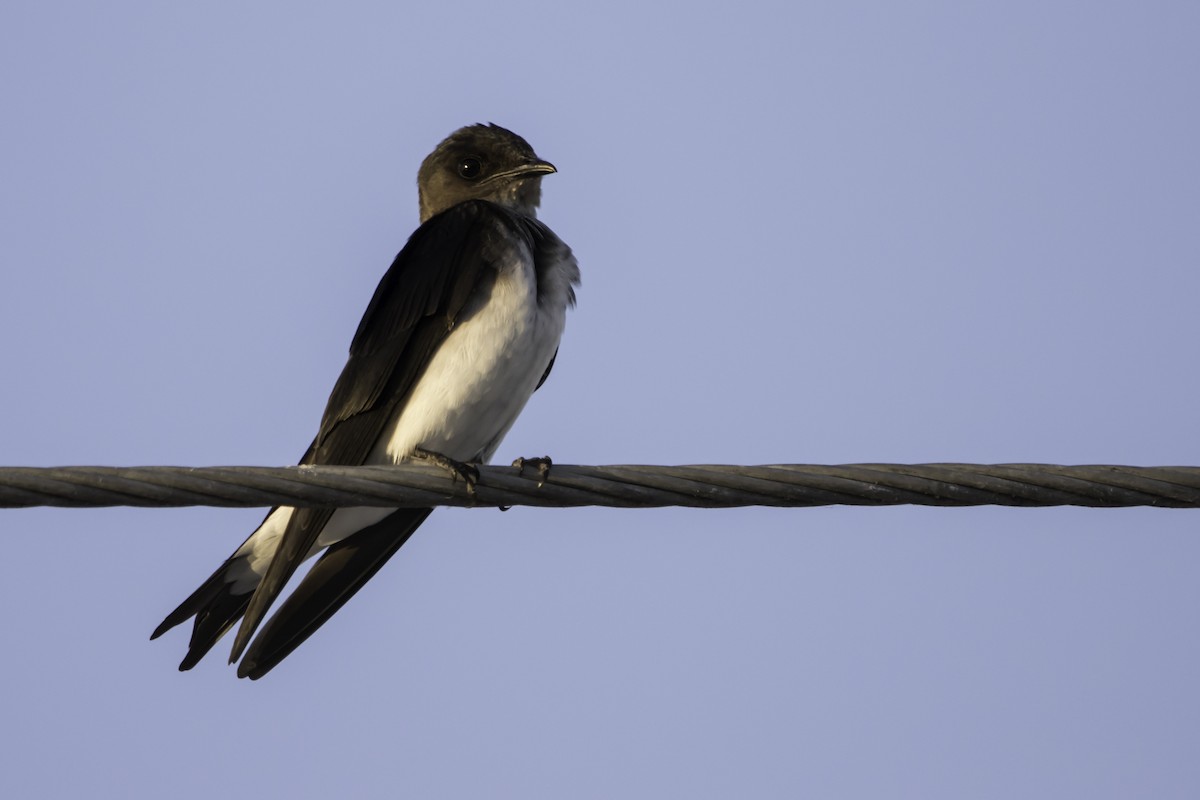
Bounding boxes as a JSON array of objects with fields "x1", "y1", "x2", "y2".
[
  {"x1": 414, "y1": 448, "x2": 480, "y2": 500},
  {"x1": 512, "y1": 455, "x2": 553, "y2": 488}
]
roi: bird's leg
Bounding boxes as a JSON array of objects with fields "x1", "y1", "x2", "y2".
[
  {"x1": 413, "y1": 447, "x2": 480, "y2": 500},
  {"x1": 512, "y1": 455, "x2": 553, "y2": 488}
]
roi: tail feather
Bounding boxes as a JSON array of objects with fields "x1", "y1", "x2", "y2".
[
  {"x1": 151, "y1": 554, "x2": 254, "y2": 671},
  {"x1": 238, "y1": 508, "x2": 431, "y2": 679},
  {"x1": 181, "y1": 591, "x2": 253, "y2": 670},
  {"x1": 153, "y1": 507, "x2": 431, "y2": 676}
]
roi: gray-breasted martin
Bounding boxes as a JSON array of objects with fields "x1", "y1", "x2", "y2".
[{"x1": 152, "y1": 124, "x2": 580, "y2": 679}]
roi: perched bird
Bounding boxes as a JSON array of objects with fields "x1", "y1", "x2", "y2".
[{"x1": 152, "y1": 124, "x2": 580, "y2": 679}]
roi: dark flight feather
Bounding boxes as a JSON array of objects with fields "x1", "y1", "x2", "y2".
[{"x1": 237, "y1": 508, "x2": 431, "y2": 679}]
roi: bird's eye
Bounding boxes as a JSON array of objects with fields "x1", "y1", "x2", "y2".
[{"x1": 457, "y1": 157, "x2": 482, "y2": 179}]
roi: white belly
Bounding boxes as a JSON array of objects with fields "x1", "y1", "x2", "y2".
[{"x1": 371, "y1": 250, "x2": 566, "y2": 465}]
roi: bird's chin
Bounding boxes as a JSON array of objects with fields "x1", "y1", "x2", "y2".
[{"x1": 510, "y1": 179, "x2": 543, "y2": 214}]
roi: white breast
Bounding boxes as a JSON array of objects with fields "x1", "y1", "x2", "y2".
[{"x1": 372, "y1": 243, "x2": 573, "y2": 466}]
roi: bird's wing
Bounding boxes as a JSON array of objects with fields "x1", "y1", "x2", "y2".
[
  {"x1": 237, "y1": 507, "x2": 432, "y2": 679},
  {"x1": 228, "y1": 200, "x2": 538, "y2": 663},
  {"x1": 535, "y1": 348, "x2": 558, "y2": 391}
]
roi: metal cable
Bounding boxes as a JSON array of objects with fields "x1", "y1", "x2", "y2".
[{"x1": 2, "y1": 463, "x2": 1198, "y2": 509}]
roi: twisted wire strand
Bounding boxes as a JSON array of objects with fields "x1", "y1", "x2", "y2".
[{"x1": 2, "y1": 464, "x2": 1199, "y2": 510}]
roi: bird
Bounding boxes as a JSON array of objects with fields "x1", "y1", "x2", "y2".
[{"x1": 151, "y1": 123, "x2": 580, "y2": 679}]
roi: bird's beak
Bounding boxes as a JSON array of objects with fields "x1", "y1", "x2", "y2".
[
  {"x1": 490, "y1": 160, "x2": 557, "y2": 183},
  {"x1": 524, "y1": 159, "x2": 557, "y2": 176}
]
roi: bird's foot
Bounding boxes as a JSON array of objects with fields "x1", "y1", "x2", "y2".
[
  {"x1": 512, "y1": 455, "x2": 553, "y2": 488},
  {"x1": 414, "y1": 448, "x2": 480, "y2": 500}
]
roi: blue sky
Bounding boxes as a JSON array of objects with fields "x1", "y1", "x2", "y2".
[{"x1": 3, "y1": 2, "x2": 1199, "y2": 797}]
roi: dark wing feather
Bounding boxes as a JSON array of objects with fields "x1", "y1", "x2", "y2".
[
  {"x1": 229, "y1": 201, "x2": 537, "y2": 663},
  {"x1": 236, "y1": 508, "x2": 432, "y2": 679},
  {"x1": 535, "y1": 348, "x2": 558, "y2": 391}
]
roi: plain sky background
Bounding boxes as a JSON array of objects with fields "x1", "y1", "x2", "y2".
[{"x1": 3, "y1": 1, "x2": 1199, "y2": 797}]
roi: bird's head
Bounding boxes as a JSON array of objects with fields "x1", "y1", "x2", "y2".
[{"x1": 417, "y1": 123, "x2": 557, "y2": 223}]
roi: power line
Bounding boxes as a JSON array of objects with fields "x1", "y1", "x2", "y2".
[{"x1": 2, "y1": 463, "x2": 1198, "y2": 510}]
